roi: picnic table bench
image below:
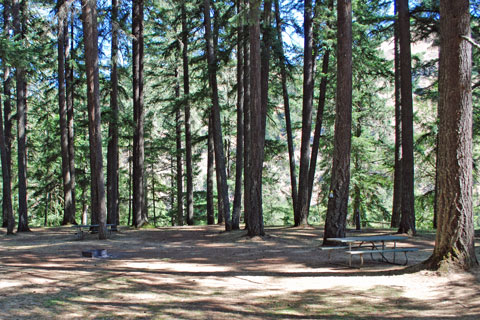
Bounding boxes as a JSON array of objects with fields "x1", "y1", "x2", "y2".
[
  {"x1": 325, "y1": 235, "x2": 419, "y2": 267},
  {"x1": 72, "y1": 224, "x2": 116, "y2": 240},
  {"x1": 345, "y1": 247, "x2": 419, "y2": 266}
]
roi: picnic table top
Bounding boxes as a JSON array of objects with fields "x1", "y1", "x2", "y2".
[{"x1": 326, "y1": 235, "x2": 408, "y2": 243}]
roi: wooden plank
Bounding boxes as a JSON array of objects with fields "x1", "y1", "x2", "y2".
[
  {"x1": 327, "y1": 235, "x2": 408, "y2": 243},
  {"x1": 319, "y1": 246, "x2": 349, "y2": 250},
  {"x1": 346, "y1": 248, "x2": 418, "y2": 254}
]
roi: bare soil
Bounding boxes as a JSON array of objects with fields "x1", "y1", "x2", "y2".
[{"x1": 0, "y1": 225, "x2": 479, "y2": 319}]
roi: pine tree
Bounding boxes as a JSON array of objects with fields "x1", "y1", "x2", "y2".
[
  {"x1": 323, "y1": 0, "x2": 352, "y2": 244},
  {"x1": 397, "y1": 0, "x2": 416, "y2": 235},
  {"x1": 81, "y1": 0, "x2": 107, "y2": 239},
  {"x1": 423, "y1": 0, "x2": 478, "y2": 271}
]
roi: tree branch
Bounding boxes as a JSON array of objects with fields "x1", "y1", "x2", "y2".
[{"x1": 461, "y1": 35, "x2": 480, "y2": 50}]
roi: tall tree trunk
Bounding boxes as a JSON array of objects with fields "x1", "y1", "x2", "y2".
[
  {"x1": 169, "y1": 156, "x2": 175, "y2": 225},
  {"x1": 273, "y1": 0, "x2": 297, "y2": 217},
  {"x1": 107, "y1": 0, "x2": 119, "y2": 229},
  {"x1": 58, "y1": 0, "x2": 75, "y2": 225},
  {"x1": 44, "y1": 192, "x2": 50, "y2": 227},
  {"x1": 128, "y1": 144, "x2": 132, "y2": 226},
  {"x1": 81, "y1": 182, "x2": 88, "y2": 225},
  {"x1": 307, "y1": 50, "x2": 330, "y2": 208},
  {"x1": 323, "y1": 0, "x2": 352, "y2": 245},
  {"x1": 232, "y1": 0, "x2": 244, "y2": 230},
  {"x1": 247, "y1": 0, "x2": 265, "y2": 236},
  {"x1": 307, "y1": 0, "x2": 333, "y2": 210},
  {"x1": 175, "y1": 64, "x2": 184, "y2": 226},
  {"x1": 433, "y1": 152, "x2": 438, "y2": 229},
  {"x1": 1, "y1": 0, "x2": 14, "y2": 233},
  {"x1": 151, "y1": 162, "x2": 157, "y2": 226},
  {"x1": 423, "y1": 0, "x2": 478, "y2": 271},
  {"x1": 13, "y1": 0, "x2": 29, "y2": 232},
  {"x1": 203, "y1": 0, "x2": 231, "y2": 231},
  {"x1": 353, "y1": 122, "x2": 362, "y2": 230},
  {"x1": 295, "y1": 0, "x2": 315, "y2": 227},
  {"x1": 391, "y1": 3, "x2": 402, "y2": 228},
  {"x1": 81, "y1": 0, "x2": 107, "y2": 240},
  {"x1": 66, "y1": 6, "x2": 76, "y2": 218},
  {"x1": 181, "y1": 2, "x2": 194, "y2": 226},
  {"x1": 212, "y1": 0, "x2": 224, "y2": 227},
  {"x1": 206, "y1": 113, "x2": 215, "y2": 225},
  {"x1": 132, "y1": 0, "x2": 146, "y2": 227},
  {"x1": 243, "y1": 2, "x2": 250, "y2": 230},
  {"x1": 261, "y1": 0, "x2": 272, "y2": 137},
  {"x1": 245, "y1": 0, "x2": 271, "y2": 233},
  {"x1": 353, "y1": 185, "x2": 361, "y2": 230},
  {"x1": 0, "y1": 80, "x2": 14, "y2": 234},
  {"x1": 397, "y1": 0, "x2": 415, "y2": 235}
]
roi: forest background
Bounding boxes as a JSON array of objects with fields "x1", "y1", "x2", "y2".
[{"x1": 0, "y1": 0, "x2": 479, "y2": 232}]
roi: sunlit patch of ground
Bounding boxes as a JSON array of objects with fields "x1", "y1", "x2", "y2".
[{"x1": 0, "y1": 225, "x2": 479, "y2": 319}]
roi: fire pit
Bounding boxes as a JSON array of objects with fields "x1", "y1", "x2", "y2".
[{"x1": 82, "y1": 249, "x2": 108, "y2": 258}]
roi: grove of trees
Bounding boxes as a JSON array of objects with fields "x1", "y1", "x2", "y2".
[{"x1": 0, "y1": 0, "x2": 479, "y2": 270}]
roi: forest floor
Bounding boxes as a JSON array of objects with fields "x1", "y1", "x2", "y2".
[{"x1": 0, "y1": 225, "x2": 479, "y2": 319}]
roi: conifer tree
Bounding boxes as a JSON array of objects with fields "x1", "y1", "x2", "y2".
[{"x1": 323, "y1": 0, "x2": 352, "y2": 243}]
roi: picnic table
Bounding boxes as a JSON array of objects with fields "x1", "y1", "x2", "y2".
[
  {"x1": 325, "y1": 235, "x2": 418, "y2": 267},
  {"x1": 72, "y1": 224, "x2": 116, "y2": 240}
]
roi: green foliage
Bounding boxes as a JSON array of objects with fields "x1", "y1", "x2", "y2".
[{"x1": 3, "y1": 0, "x2": 480, "y2": 231}]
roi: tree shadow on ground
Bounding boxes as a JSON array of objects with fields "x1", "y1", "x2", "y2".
[{"x1": 1, "y1": 225, "x2": 479, "y2": 319}]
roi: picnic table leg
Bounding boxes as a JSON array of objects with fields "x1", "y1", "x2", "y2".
[
  {"x1": 348, "y1": 243, "x2": 352, "y2": 267},
  {"x1": 393, "y1": 241, "x2": 397, "y2": 264},
  {"x1": 381, "y1": 241, "x2": 388, "y2": 263},
  {"x1": 369, "y1": 242, "x2": 375, "y2": 261}
]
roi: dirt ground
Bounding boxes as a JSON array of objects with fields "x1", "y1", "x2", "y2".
[{"x1": 0, "y1": 225, "x2": 479, "y2": 320}]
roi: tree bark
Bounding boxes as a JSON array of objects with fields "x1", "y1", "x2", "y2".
[
  {"x1": 1, "y1": 0, "x2": 14, "y2": 233},
  {"x1": 0, "y1": 76, "x2": 14, "y2": 234},
  {"x1": 169, "y1": 156, "x2": 175, "y2": 225},
  {"x1": 323, "y1": 0, "x2": 352, "y2": 245},
  {"x1": 13, "y1": 0, "x2": 29, "y2": 232},
  {"x1": 81, "y1": 0, "x2": 107, "y2": 240},
  {"x1": 397, "y1": 0, "x2": 416, "y2": 235},
  {"x1": 128, "y1": 145, "x2": 132, "y2": 226},
  {"x1": 295, "y1": 0, "x2": 315, "y2": 226},
  {"x1": 232, "y1": 0, "x2": 244, "y2": 230},
  {"x1": 206, "y1": 113, "x2": 215, "y2": 225},
  {"x1": 352, "y1": 122, "x2": 362, "y2": 230},
  {"x1": 175, "y1": 64, "x2": 184, "y2": 226},
  {"x1": 132, "y1": 0, "x2": 146, "y2": 227},
  {"x1": 433, "y1": 152, "x2": 438, "y2": 229},
  {"x1": 181, "y1": 2, "x2": 194, "y2": 226},
  {"x1": 44, "y1": 192, "x2": 50, "y2": 227},
  {"x1": 107, "y1": 0, "x2": 119, "y2": 229},
  {"x1": 247, "y1": 0, "x2": 265, "y2": 237},
  {"x1": 151, "y1": 162, "x2": 157, "y2": 226},
  {"x1": 391, "y1": 1, "x2": 402, "y2": 228},
  {"x1": 66, "y1": 7, "x2": 76, "y2": 219},
  {"x1": 307, "y1": 50, "x2": 330, "y2": 209},
  {"x1": 58, "y1": 0, "x2": 76, "y2": 225},
  {"x1": 307, "y1": 0, "x2": 333, "y2": 210},
  {"x1": 243, "y1": 2, "x2": 250, "y2": 230},
  {"x1": 423, "y1": 0, "x2": 478, "y2": 271},
  {"x1": 261, "y1": 0, "x2": 271, "y2": 139},
  {"x1": 81, "y1": 181, "x2": 88, "y2": 224},
  {"x1": 273, "y1": 0, "x2": 298, "y2": 218},
  {"x1": 203, "y1": 0, "x2": 231, "y2": 231}
]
